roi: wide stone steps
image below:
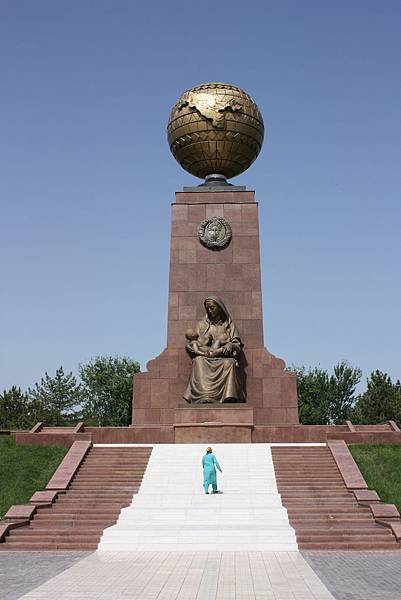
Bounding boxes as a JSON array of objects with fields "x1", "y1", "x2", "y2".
[
  {"x1": 0, "y1": 446, "x2": 152, "y2": 551},
  {"x1": 99, "y1": 444, "x2": 298, "y2": 551},
  {"x1": 271, "y1": 446, "x2": 400, "y2": 550}
]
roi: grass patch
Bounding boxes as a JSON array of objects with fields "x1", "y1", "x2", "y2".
[
  {"x1": 349, "y1": 444, "x2": 401, "y2": 513},
  {"x1": 0, "y1": 435, "x2": 68, "y2": 519}
]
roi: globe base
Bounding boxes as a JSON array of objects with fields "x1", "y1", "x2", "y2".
[{"x1": 199, "y1": 174, "x2": 232, "y2": 188}]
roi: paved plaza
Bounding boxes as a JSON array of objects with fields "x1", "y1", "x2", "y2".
[
  {"x1": 1, "y1": 550, "x2": 401, "y2": 599},
  {"x1": 2, "y1": 551, "x2": 334, "y2": 600},
  {"x1": 303, "y1": 551, "x2": 401, "y2": 600},
  {"x1": 0, "y1": 552, "x2": 91, "y2": 600}
]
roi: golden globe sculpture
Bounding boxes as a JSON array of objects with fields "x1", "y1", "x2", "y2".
[{"x1": 167, "y1": 82, "x2": 264, "y2": 182}]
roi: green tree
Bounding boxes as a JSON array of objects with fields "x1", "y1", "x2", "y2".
[
  {"x1": 291, "y1": 361, "x2": 361, "y2": 425},
  {"x1": 350, "y1": 370, "x2": 401, "y2": 424},
  {"x1": 0, "y1": 386, "x2": 31, "y2": 429},
  {"x1": 292, "y1": 366, "x2": 331, "y2": 425},
  {"x1": 329, "y1": 361, "x2": 362, "y2": 424},
  {"x1": 79, "y1": 356, "x2": 140, "y2": 426},
  {"x1": 28, "y1": 367, "x2": 83, "y2": 426}
]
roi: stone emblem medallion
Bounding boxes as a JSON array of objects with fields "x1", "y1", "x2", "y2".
[{"x1": 198, "y1": 217, "x2": 232, "y2": 248}]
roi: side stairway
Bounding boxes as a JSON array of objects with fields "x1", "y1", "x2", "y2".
[
  {"x1": 271, "y1": 446, "x2": 399, "y2": 550},
  {"x1": 0, "y1": 446, "x2": 152, "y2": 550}
]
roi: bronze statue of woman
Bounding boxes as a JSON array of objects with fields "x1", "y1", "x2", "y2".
[{"x1": 183, "y1": 297, "x2": 245, "y2": 404}]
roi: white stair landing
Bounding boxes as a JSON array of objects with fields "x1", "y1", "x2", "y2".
[{"x1": 99, "y1": 443, "x2": 297, "y2": 551}]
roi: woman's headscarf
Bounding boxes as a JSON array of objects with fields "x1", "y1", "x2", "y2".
[{"x1": 199, "y1": 296, "x2": 242, "y2": 348}]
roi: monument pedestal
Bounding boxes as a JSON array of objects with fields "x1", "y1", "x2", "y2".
[
  {"x1": 132, "y1": 188, "x2": 298, "y2": 433},
  {"x1": 173, "y1": 406, "x2": 254, "y2": 443},
  {"x1": 174, "y1": 406, "x2": 253, "y2": 425},
  {"x1": 174, "y1": 423, "x2": 253, "y2": 443}
]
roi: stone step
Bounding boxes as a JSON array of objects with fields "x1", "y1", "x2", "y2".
[
  {"x1": 81, "y1": 460, "x2": 149, "y2": 464},
  {"x1": 41, "y1": 427, "x2": 75, "y2": 433},
  {"x1": 296, "y1": 532, "x2": 394, "y2": 542},
  {"x1": 274, "y1": 462, "x2": 339, "y2": 467},
  {"x1": 10, "y1": 532, "x2": 101, "y2": 542},
  {"x1": 277, "y1": 472, "x2": 340, "y2": 475},
  {"x1": 29, "y1": 520, "x2": 117, "y2": 528},
  {"x1": 57, "y1": 496, "x2": 131, "y2": 503},
  {"x1": 79, "y1": 462, "x2": 149, "y2": 466},
  {"x1": 53, "y1": 501, "x2": 127, "y2": 508},
  {"x1": 70, "y1": 479, "x2": 143, "y2": 484},
  {"x1": 294, "y1": 525, "x2": 387, "y2": 534},
  {"x1": 278, "y1": 483, "x2": 346, "y2": 487},
  {"x1": 34, "y1": 511, "x2": 119, "y2": 520},
  {"x1": 287, "y1": 506, "x2": 371, "y2": 514},
  {"x1": 78, "y1": 465, "x2": 147, "y2": 470},
  {"x1": 82, "y1": 460, "x2": 149, "y2": 464},
  {"x1": 299, "y1": 541, "x2": 400, "y2": 550},
  {"x1": 274, "y1": 460, "x2": 333, "y2": 463},
  {"x1": 280, "y1": 491, "x2": 347, "y2": 496},
  {"x1": 282, "y1": 495, "x2": 355, "y2": 501},
  {"x1": 71, "y1": 478, "x2": 139, "y2": 483},
  {"x1": 276, "y1": 473, "x2": 342, "y2": 478},
  {"x1": 40, "y1": 507, "x2": 121, "y2": 515},
  {"x1": 292, "y1": 519, "x2": 380, "y2": 527},
  {"x1": 290, "y1": 514, "x2": 373, "y2": 522},
  {"x1": 0, "y1": 542, "x2": 98, "y2": 550},
  {"x1": 77, "y1": 469, "x2": 146, "y2": 473},
  {"x1": 65, "y1": 489, "x2": 136, "y2": 495},
  {"x1": 68, "y1": 484, "x2": 141, "y2": 490},
  {"x1": 62, "y1": 492, "x2": 136, "y2": 498},
  {"x1": 284, "y1": 499, "x2": 356, "y2": 505},
  {"x1": 277, "y1": 469, "x2": 342, "y2": 479}
]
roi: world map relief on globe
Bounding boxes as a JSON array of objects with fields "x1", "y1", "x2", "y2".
[{"x1": 177, "y1": 91, "x2": 243, "y2": 128}]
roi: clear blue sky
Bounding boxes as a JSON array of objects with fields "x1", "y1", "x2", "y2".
[{"x1": 1, "y1": 1, "x2": 400, "y2": 392}]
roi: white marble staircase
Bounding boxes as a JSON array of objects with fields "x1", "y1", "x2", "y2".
[{"x1": 99, "y1": 444, "x2": 297, "y2": 551}]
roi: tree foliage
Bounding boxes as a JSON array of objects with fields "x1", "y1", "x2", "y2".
[
  {"x1": 0, "y1": 386, "x2": 32, "y2": 429},
  {"x1": 27, "y1": 367, "x2": 83, "y2": 426},
  {"x1": 3, "y1": 356, "x2": 398, "y2": 430},
  {"x1": 292, "y1": 366, "x2": 331, "y2": 425},
  {"x1": 330, "y1": 361, "x2": 362, "y2": 424},
  {"x1": 291, "y1": 361, "x2": 362, "y2": 425},
  {"x1": 350, "y1": 370, "x2": 401, "y2": 424},
  {"x1": 79, "y1": 356, "x2": 140, "y2": 426}
]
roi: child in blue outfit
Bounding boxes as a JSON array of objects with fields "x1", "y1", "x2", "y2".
[{"x1": 202, "y1": 446, "x2": 222, "y2": 494}]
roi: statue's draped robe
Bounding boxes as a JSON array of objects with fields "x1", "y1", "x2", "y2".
[{"x1": 183, "y1": 297, "x2": 245, "y2": 404}]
